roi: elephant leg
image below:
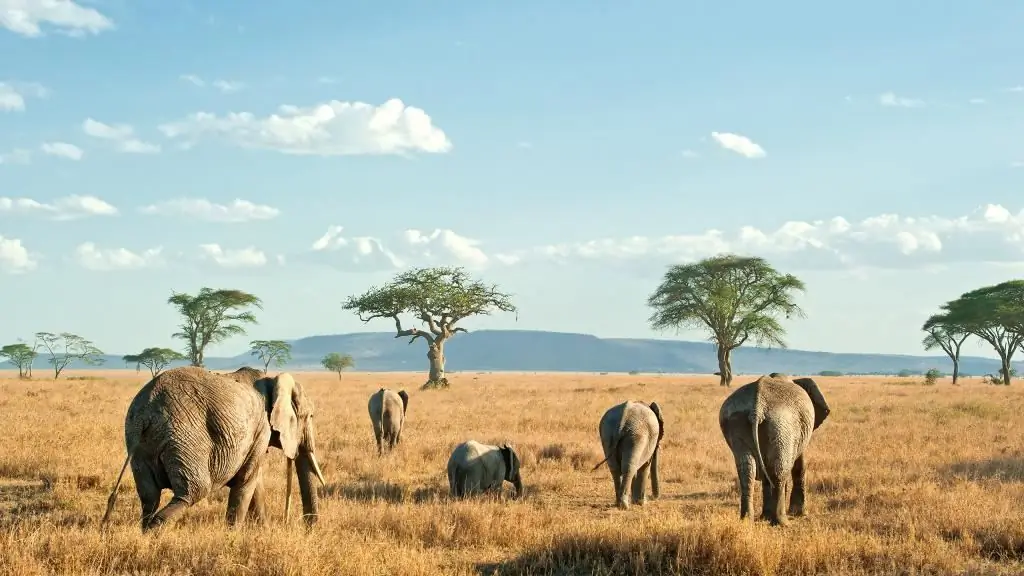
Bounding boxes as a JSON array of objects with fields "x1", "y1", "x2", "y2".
[
  {"x1": 788, "y1": 455, "x2": 806, "y2": 517},
  {"x1": 760, "y1": 476, "x2": 773, "y2": 521},
  {"x1": 734, "y1": 452, "x2": 756, "y2": 520},
  {"x1": 226, "y1": 479, "x2": 259, "y2": 527},
  {"x1": 246, "y1": 475, "x2": 267, "y2": 525},
  {"x1": 631, "y1": 461, "x2": 650, "y2": 506},
  {"x1": 765, "y1": 471, "x2": 791, "y2": 527},
  {"x1": 146, "y1": 495, "x2": 190, "y2": 531},
  {"x1": 373, "y1": 422, "x2": 384, "y2": 456},
  {"x1": 131, "y1": 459, "x2": 161, "y2": 529},
  {"x1": 606, "y1": 458, "x2": 622, "y2": 506}
]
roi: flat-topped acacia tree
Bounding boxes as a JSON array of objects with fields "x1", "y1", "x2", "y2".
[{"x1": 342, "y1": 266, "x2": 517, "y2": 389}]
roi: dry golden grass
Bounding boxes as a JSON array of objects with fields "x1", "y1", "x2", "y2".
[{"x1": 2, "y1": 369, "x2": 1024, "y2": 575}]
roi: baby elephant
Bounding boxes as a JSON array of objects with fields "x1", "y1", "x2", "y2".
[
  {"x1": 447, "y1": 440, "x2": 523, "y2": 499},
  {"x1": 367, "y1": 388, "x2": 409, "y2": 455},
  {"x1": 594, "y1": 400, "x2": 664, "y2": 509}
]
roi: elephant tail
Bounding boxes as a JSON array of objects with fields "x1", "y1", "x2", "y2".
[
  {"x1": 100, "y1": 447, "x2": 134, "y2": 527},
  {"x1": 750, "y1": 402, "x2": 773, "y2": 490},
  {"x1": 591, "y1": 426, "x2": 623, "y2": 472}
]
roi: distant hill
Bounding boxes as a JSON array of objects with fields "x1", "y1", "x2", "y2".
[{"x1": 18, "y1": 329, "x2": 1021, "y2": 377}]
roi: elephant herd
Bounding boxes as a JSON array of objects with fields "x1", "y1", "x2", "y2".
[{"x1": 100, "y1": 366, "x2": 831, "y2": 531}]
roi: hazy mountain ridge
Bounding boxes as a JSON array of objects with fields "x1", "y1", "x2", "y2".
[{"x1": 16, "y1": 330, "x2": 1020, "y2": 376}]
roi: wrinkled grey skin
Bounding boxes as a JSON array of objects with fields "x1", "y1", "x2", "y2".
[
  {"x1": 224, "y1": 366, "x2": 264, "y2": 385},
  {"x1": 719, "y1": 373, "x2": 831, "y2": 526},
  {"x1": 594, "y1": 400, "x2": 664, "y2": 509},
  {"x1": 447, "y1": 440, "x2": 523, "y2": 499},
  {"x1": 367, "y1": 388, "x2": 409, "y2": 455},
  {"x1": 102, "y1": 366, "x2": 327, "y2": 531}
]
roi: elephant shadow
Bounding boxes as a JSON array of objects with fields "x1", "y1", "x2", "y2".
[
  {"x1": 944, "y1": 457, "x2": 1024, "y2": 482},
  {"x1": 320, "y1": 480, "x2": 447, "y2": 505}
]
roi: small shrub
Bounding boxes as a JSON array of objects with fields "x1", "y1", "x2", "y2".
[
  {"x1": 818, "y1": 370, "x2": 843, "y2": 377},
  {"x1": 924, "y1": 369, "x2": 941, "y2": 386},
  {"x1": 421, "y1": 378, "x2": 450, "y2": 390},
  {"x1": 627, "y1": 370, "x2": 640, "y2": 375}
]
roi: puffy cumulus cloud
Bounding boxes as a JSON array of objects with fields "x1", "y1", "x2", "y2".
[
  {"x1": 0, "y1": 194, "x2": 117, "y2": 220},
  {"x1": 40, "y1": 141, "x2": 83, "y2": 160},
  {"x1": 310, "y1": 225, "x2": 405, "y2": 271},
  {"x1": 82, "y1": 118, "x2": 160, "y2": 154},
  {"x1": 0, "y1": 81, "x2": 47, "y2": 112},
  {"x1": 158, "y1": 98, "x2": 452, "y2": 156},
  {"x1": 0, "y1": 234, "x2": 36, "y2": 273},
  {"x1": 198, "y1": 244, "x2": 268, "y2": 268},
  {"x1": 403, "y1": 228, "x2": 489, "y2": 268},
  {"x1": 710, "y1": 132, "x2": 766, "y2": 159},
  {"x1": 139, "y1": 198, "x2": 279, "y2": 222},
  {"x1": 497, "y1": 204, "x2": 1024, "y2": 271},
  {"x1": 74, "y1": 242, "x2": 163, "y2": 271},
  {"x1": 0, "y1": 0, "x2": 113, "y2": 36}
]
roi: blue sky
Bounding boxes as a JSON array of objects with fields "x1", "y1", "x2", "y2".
[{"x1": 2, "y1": 0, "x2": 1024, "y2": 359}]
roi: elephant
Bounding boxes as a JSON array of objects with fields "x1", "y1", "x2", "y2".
[
  {"x1": 447, "y1": 440, "x2": 523, "y2": 499},
  {"x1": 367, "y1": 388, "x2": 409, "y2": 455},
  {"x1": 719, "y1": 373, "x2": 831, "y2": 526},
  {"x1": 593, "y1": 400, "x2": 664, "y2": 509},
  {"x1": 225, "y1": 366, "x2": 264, "y2": 385},
  {"x1": 101, "y1": 366, "x2": 327, "y2": 531}
]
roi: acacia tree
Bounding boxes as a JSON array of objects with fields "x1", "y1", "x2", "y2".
[
  {"x1": 168, "y1": 288, "x2": 263, "y2": 367},
  {"x1": 321, "y1": 352, "x2": 354, "y2": 379},
  {"x1": 342, "y1": 266, "x2": 517, "y2": 389},
  {"x1": 249, "y1": 340, "x2": 292, "y2": 374},
  {"x1": 123, "y1": 347, "x2": 186, "y2": 377},
  {"x1": 34, "y1": 332, "x2": 105, "y2": 379},
  {"x1": 0, "y1": 343, "x2": 37, "y2": 379},
  {"x1": 647, "y1": 254, "x2": 806, "y2": 387},
  {"x1": 921, "y1": 314, "x2": 970, "y2": 385},
  {"x1": 937, "y1": 280, "x2": 1024, "y2": 385}
]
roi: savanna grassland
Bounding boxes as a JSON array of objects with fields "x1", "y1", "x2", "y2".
[{"x1": 2, "y1": 370, "x2": 1024, "y2": 575}]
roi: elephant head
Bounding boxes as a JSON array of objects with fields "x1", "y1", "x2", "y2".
[
  {"x1": 791, "y1": 377, "x2": 831, "y2": 430},
  {"x1": 398, "y1": 390, "x2": 409, "y2": 414},
  {"x1": 255, "y1": 373, "x2": 326, "y2": 525},
  {"x1": 648, "y1": 401, "x2": 664, "y2": 498},
  {"x1": 499, "y1": 443, "x2": 523, "y2": 498}
]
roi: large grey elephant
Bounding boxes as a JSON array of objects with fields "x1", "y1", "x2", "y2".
[
  {"x1": 367, "y1": 387, "x2": 409, "y2": 455},
  {"x1": 592, "y1": 400, "x2": 664, "y2": 509},
  {"x1": 719, "y1": 373, "x2": 831, "y2": 526},
  {"x1": 447, "y1": 440, "x2": 523, "y2": 499},
  {"x1": 101, "y1": 366, "x2": 327, "y2": 531},
  {"x1": 224, "y1": 366, "x2": 264, "y2": 384}
]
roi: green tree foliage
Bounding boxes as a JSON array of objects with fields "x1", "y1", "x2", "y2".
[
  {"x1": 0, "y1": 343, "x2": 37, "y2": 379},
  {"x1": 921, "y1": 313, "x2": 970, "y2": 385},
  {"x1": 932, "y1": 280, "x2": 1024, "y2": 385},
  {"x1": 34, "y1": 332, "x2": 104, "y2": 380},
  {"x1": 249, "y1": 340, "x2": 292, "y2": 374},
  {"x1": 167, "y1": 288, "x2": 263, "y2": 367},
  {"x1": 321, "y1": 352, "x2": 354, "y2": 379},
  {"x1": 342, "y1": 266, "x2": 517, "y2": 390},
  {"x1": 647, "y1": 254, "x2": 806, "y2": 387},
  {"x1": 122, "y1": 347, "x2": 186, "y2": 377}
]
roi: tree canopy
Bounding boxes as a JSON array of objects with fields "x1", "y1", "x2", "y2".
[
  {"x1": 249, "y1": 340, "x2": 292, "y2": 374},
  {"x1": 920, "y1": 313, "x2": 970, "y2": 385},
  {"x1": 342, "y1": 266, "x2": 516, "y2": 389},
  {"x1": 168, "y1": 288, "x2": 263, "y2": 367},
  {"x1": 647, "y1": 254, "x2": 806, "y2": 386},
  {"x1": 122, "y1": 347, "x2": 186, "y2": 377},
  {"x1": 929, "y1": 280, "x2": 1024, "y2": 385},
  {"x1": 321, "y1": 352, "x2": 354, "y2": 379},
  {"x1": 34, "y1": 332, "x2": 104, "y2": 379},
  {"x1": 0, "y1": 343, "x2": 37, "y2": 379}
]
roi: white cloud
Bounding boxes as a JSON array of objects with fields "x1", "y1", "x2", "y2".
[
  {"x1": 82, "y1": 118, "x2": 160, "y2": 154},
  {"x1": 139, "y1": 198, "x2": 279, "y2": 222},
  {"x1": 198, "y1": 244, "x2": 268, "y2": 268},
  {"x1": 0, "y1": 82, "x2": 46, "y2": 111},
  {"x1": 681, "y1": 149, "x2": 699, "y2": 159},
  {"x1": 495, "y1": 204, "x2": 1024, "y2": 271},
  {"x1": 0, "y1": 194, "x2": 117, "y2": 220},
  {"x1": 0, "y1": 148, "x2": 31, "y2": 164},
  {"x1": 0, "y1": 235, "x2": 36, "y2": 273},
  {"x1": 310, "y1": 225, "x2": 405, "y2": 270},
  {"x1": 40, "y1": 141, "x2": 83, "y2": 160},
  {"x1": 879, "y1": 92, "x2": 924, "y2": 108},
  {"x1": 0, "y1": 0, "x2": 112, "y2": 36},
  {"x1": 710, "y1": 132, "x2": 766, "y2": 159},
  {"x1": 179, "y1": 75, "x2": 244, "y2": 93},
  {"x1": 180, "y1": 74, "x2": 204, "y2": 86},
  {"x1": 403, "y1": 228, "x2": 489, "y2": 268},
  {"x1": 74, "y1": 242, "x2": 163, "y2": 271},
  {"x1": 158, "y1": 97, "x2": 452, "y2": 156}
]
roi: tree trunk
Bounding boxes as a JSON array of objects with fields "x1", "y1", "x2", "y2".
[
  {"x1": 1002, "y1": 356, "x2": 1012, "y2": 385},
  {"x1": 951, "y1": 358, "x2": 959, "y2": 385},
  {"x1": 427, "y1": 341, "x2": 446, "y2": 383},
  {"x1": 716, "y1": 345, "x2": 733, "y2": 387}
]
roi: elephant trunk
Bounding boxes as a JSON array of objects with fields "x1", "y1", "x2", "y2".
[
  {"x1": 511, "y1": 474, "x2": 524, "y2": 499},
  {"x1": 295, "y1": 452, "x2": 320, "y2": 526}
]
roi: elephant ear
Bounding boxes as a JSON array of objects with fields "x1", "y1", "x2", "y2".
[
  {"x1": 265, "y1": 373, "x2": 300, "y2": 459},
  {"x1": 792, "y1": 377, "x2": 831, "y2": 429},
  {"x1": 398, "y1": 390, "x2": 409, "y2": 413},
  {"x1": 499, "y1": 444, "x2": 515, "y2": 480},
  {"x1": 649, "y1": 402, "x2": 665, "y2": 445}
]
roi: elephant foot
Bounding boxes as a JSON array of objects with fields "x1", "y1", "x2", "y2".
[
  {"x1": 616, "y1": 500, "x2": 630, "y2": 510},
  {"x1": 787, "y1": 506, "x2": 805, "y2": 517},
  {"x1": 632, "y1": 497, "x2": 647, "y2": 507}
]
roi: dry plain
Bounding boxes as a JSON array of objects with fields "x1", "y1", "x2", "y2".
[{"x1": 2, "y1": 369, "x2": 1024, "y2": 575}]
